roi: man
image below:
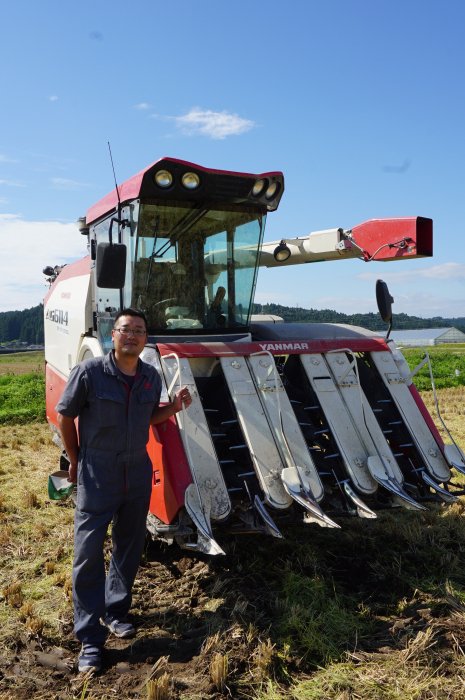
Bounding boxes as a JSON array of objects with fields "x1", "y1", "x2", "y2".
[{"x1": 56, "y1": 308, "x2": 191, "y2": 673}]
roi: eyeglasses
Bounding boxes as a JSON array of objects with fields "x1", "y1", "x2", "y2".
[{"x1": 113, "y1": 327, "x2": 147, "y2": 337}]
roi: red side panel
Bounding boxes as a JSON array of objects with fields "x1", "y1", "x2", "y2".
[
  {"x1": 351, "y1": 217, "x2": 433, "y2": 261},
  {"x1": 45, "y1": 363, "x2": 68, "y2": 429},
  {"x1": 147, "y1": 416, "x2": 192, "y2": 524},
  {"x1": 408, "y1": 383, "x2": 445, "y2": 450}
]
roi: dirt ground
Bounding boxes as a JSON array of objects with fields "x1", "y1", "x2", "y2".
[{"x1": 2, "y1": 510, "x2": 465, "y2": 700}]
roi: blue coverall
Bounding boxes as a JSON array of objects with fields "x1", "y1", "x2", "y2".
[{"x1": 56, "y1": 350, "x2": 162, "y2": 646}]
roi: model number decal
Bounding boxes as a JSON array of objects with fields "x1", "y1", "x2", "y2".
[{"x1": 46, "y1": 308, "x2": 69, "y2": 325}]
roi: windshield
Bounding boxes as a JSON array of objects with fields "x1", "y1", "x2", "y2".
[{"x1": 128, "y1": 202, "x2": 265, "y2": 333}]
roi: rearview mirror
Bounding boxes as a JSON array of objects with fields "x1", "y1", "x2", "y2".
[
  {"x1": 96, "y1": 242, "x2": 127, "y2": 288},
  {"x1": 376, "y1": 279, "x2": 394, "y2": 324}
]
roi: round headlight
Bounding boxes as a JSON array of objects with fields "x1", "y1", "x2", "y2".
[
  {"x1": 154, "y1": 169, "x2": 173, "y2": 188},
  {"x1": 182, "y1": 172, "x2": 200, "y2": 190},
  {"x1": 273, "y1": 241, "x2": 291, "y2": 262},
  {"x1": 252, "y1": 178, "x2": 267, "y2": 196},
  {"x1": 265, "y1": 181, "x2": 278, "y2": 199}
]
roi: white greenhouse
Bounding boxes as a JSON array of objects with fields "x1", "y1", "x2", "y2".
[{"x1": 388, "y1": 327, "x2": 465, "y2": 347}]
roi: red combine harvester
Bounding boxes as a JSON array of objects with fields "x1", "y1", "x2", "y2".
[{"x1": 44, "y1": 157, "x2": 465, "y2": 554}]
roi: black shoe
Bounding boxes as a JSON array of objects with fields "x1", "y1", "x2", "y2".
[
  {"x1": 101, "y1": 616, "x2": 135, "y2": 639},
  {"x1": 78, "y1": 644, "x2": 102, "y2": 673}
]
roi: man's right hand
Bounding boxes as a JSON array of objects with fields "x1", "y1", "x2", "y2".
[{"x1": 68, "y1": 462, "x2": 78, "y2": 484}]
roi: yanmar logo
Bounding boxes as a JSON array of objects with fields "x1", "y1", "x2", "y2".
[{"x1": 258, "y1": 342, "x2": 309, "y2": 351}]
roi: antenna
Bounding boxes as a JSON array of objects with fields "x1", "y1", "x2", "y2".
[
  {"x1": 107, "y1": 141, "x2": 121, "y2": 211},
  {"x1": 106, "y1": 141, "x2": 127, "y2": 248}
]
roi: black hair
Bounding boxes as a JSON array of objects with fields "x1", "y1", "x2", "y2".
[{"x1": 114, "y1": 308, "x2": 148, "y2": 330}]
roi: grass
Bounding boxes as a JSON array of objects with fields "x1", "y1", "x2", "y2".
[
  {"x1": 402, "y1": 344, "x2": 465, "y2": 391},
  {"x1": 0, "y1": 350, "x2": 45, "y2": 375},
  {"x1": 2, "y1": 351, "x2": 465, "y2": 698}
]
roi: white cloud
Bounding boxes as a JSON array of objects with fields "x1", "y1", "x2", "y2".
[
  {"x1": 0, "y1": 215, "x2": 88, "y2": 312},
  {"x1": 49, "y1": 95, "x2": 59, "y2": 102},
  {"x1": 171, "y1": 108, "x2": 255, "y2": 140},
  {"x1": 134, "y1": 102, "x2": 150, "y2": 110},
  {"x1": 358, "y1": 262, "x2": 465, "y2": 284},
  {"x1": 50, "y1": 177, "x2": 90, "y2": 191}
]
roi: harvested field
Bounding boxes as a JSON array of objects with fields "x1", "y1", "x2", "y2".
[{"x1": 1, "y1": 354, "x2": 465, "y2": 698}]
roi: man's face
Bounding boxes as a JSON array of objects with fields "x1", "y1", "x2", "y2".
[{"x1": 112, "y1": 315, "x2": 147, "y2": 357}]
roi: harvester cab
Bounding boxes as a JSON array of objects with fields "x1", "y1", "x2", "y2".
[{"x1": 44, "y1": 157, "x2": 465, "y2": 555}]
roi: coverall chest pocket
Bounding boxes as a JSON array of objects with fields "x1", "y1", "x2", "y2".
[
  {"x1": 135, "y1": 385, "x2": 159, "y2": 426},
  {"x1": 95, "y1": 388, "x2": 126, "y2": 427}
]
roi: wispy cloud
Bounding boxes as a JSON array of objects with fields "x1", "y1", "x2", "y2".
[
  {"x1": 162, "y1": 108, "x2": 255, "y2": 140},
  {"x1": 0, "y1": 154, "x2": 18, "y2": 163},
  {"x1": 50, "y1": 177, "x2": 91, "y2": 191},
  {"x1": 0, "y1": 179, "x2": 25, "y2": 187},
  {"x1": 358, "y1": 262, "x2": 465, "y2": 284},
  {"x1": 0, "y1": 215, "x2": 88, "y2": 312},
  {"x1": 134, "y1": 102, "x2": 150, "y2": 110},
  {"x1": 49, "y1": 95, "x2": 59, "y2": 102},
  {"x1": 382, "y1": 159, "x2": 411, "y2": 174}
]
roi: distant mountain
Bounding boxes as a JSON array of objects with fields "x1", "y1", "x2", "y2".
[{"x1": 1, "y1": 303, "x2": 464, "y2": 346}]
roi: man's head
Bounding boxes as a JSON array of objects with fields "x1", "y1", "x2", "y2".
[
  {"x1": 112, "y1": 309, "x2": 147, "y2": 358},
  {"x1": 114, "y1": 308, "x2": 148, "y2": 330}
]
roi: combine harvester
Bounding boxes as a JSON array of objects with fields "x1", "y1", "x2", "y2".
[{"x1": 44, "y1": 157, "x2": 465, "y2": 554}]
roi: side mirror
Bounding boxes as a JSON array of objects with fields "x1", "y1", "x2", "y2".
[
  {"x1": 376, "y1": 279, "x2": 394, "y2": 324},
  {"x1": 96, "y1": 242, "x2": 127, "y2": 288}
]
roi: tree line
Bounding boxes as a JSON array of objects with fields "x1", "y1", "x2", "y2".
[
  {"x1": 252, "y1": 303, "x2": 465, "y2": 333},
  {"x1": 0, "y1": 305, "x2": 44, "y2": 345},
  {"x1": 1, "y1": 303, "x2": 464, "y2": 346}
]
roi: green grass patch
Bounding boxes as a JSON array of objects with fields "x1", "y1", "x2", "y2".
[
  {"x1": 402, "y1": 345, "x2": 465, "y2": 391},
  {"x1": 0, "y1": 372, "x2": 45, "y2": 423}
]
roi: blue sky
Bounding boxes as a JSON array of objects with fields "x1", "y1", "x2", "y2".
[{"x1": 1, "y1": 0, "x2": 464, "y2": 317}]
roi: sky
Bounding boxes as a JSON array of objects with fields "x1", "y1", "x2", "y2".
[{"x1": 1, "y1": 0, "x2": 464, "y2": 318}]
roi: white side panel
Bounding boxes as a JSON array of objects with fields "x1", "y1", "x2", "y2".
[
  {"x1": 161, "y1": 356, "x2": 231, "y2": 521},
  {"x1": 44, "y1": 271, "x2": 92, "y2": 378},
  {"x1": 299, "y1": 354, "x2": 377, "y2": 494},
  {"x1": 247, "y1": 354, "x2": 324, "y2": 502},
  {"x1": 220, "y1": 357, "x2": 292, "y2": 509},
  {"x1": 370, "y1": 351, "x2": 451, "y2": 482},
  {"x1": 324, "y1": 352, "x2": 404, "y2": 484}
]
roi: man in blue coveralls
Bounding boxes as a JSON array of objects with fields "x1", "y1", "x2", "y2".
[{"x1": 56, "y1": 308, "x2": 192, "y2": 673}]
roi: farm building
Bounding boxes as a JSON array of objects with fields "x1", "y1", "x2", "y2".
[{"x1": 389, "y1": 327, "x2": 465, "y2": 347}]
